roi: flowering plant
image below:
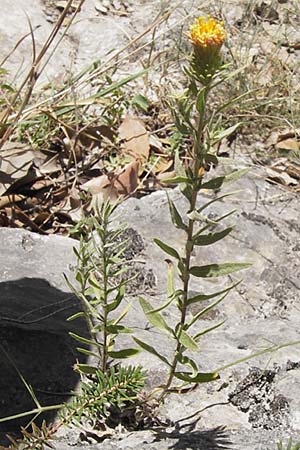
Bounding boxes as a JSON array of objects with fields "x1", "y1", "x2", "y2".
[{"x1": 134, "y1": 16, "x2": 250, "y2": 401}]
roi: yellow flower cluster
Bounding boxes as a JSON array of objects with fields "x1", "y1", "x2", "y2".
[{"x1": 188, "y1": 16, "x2": 226, "y2": 49}]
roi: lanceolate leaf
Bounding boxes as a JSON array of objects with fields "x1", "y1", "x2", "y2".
[
  {"x1": 67, "y1": 311, "x2": 85, "y2": 322},
  {"x1": 187, "y1": 293, "x2": 229, "y2": 329},
  {"x1": 154, "y1": 238, "x2": 181, "y2": 260},
  {"x1": 175, "y1": 148, "x2": 186, "y2": 178},
  {"x1": 108, "y1": 348, "x2": 140, "y2": 359},
  {"x1": 74, "y1": 364, "x2": 98, "y2": 375},
  {"x1": 187, "y1": 280, "x2": 241, "y2": 305},
  {"x1": 133, "y1": 337, "x2": 171, "y2": 366},
  {"x1": 190, "y1": 263, "x2": 251, "y2": 278},
  {"x1": 106, "y1": 284, "x2": 125, "y2": 313},
  {"x1": 162, "y1": 176, "x2": 190, "y2": 185},
  {"x1": 69, "y1": 332, "x2": 103, "y2": 348},
  {"x1": 210, "y1": 122, "x2": 243, "y2": 145},
  {"x1": 174, "y1": 371, "x2": 219, "y2": 383},
  {"x1": 167, "y1": 195, "x2": 187, "y2": 231},
  {"x1": 193, "y1": 227, "x2": 234, "y2": 246},
  {"x1": 201, "y1": 168, "x2": 248, "y2": 190},
  {"x1": 197, "y1": 191, "x2": 241, "y2": 214},
  {"x1": 196, "y1": 87, "x2": 207, "y2": 115},
  {"x1": 106, "y1": 324, "x2": 132, "y2": 334},
  {"x1": 193, "y1": 320, "x2": 226, "y2": 341},
  {"x1": 176, "y1": 328, "x2": 199, "y2": 352},
  {"x1": 139, "y1": 297, "x2": 172, "y2": 334}
]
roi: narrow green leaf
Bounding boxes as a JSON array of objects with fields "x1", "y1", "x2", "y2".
[
  {"x1": 76, "y1": 348, "x2": 100, "y2": 359},
  {"x1": 177, "y1": 329, "x2": 199, "y2": 352},
  {"x1": 193, "y1": 227, "x2": 234, "y2": 246},
  {"x1": 193, "y1": 320, "x2": 226, "y2": 341},
  {"x1": 187, "y1": 280, "x2": 242, "y2": 305},
  {"x1": 197, "y1": 191, "x2": 241, "y2": 214},
  {"x1": 108, "y1": 348, "x2": 141, "y2": 359},
  {"x1": 181, "y1": 184, "x2": 193, "y2": 202},
  {"x1": 167, "y1": 194, "x2": 187, "y2": 231},
  {"x1": 174, "y1": 371, "x2": 219, "y2": 383},
  {"x1": 131, "y1": 94, "x2": 149, "y2": 111},
  {"x1": 201, "y1": 168, "x2": 248, "y2": 190},
  {"x1": 162, "y1": 176, "x2": 190, "y2": 184},
  {"x1": 175, "y1": 147, "x2": 187, "y2": 178},
  {"x1": 67, "y1": 311, "x2": 85, "y2": 322},
  {"x1": 167, "y1": 260, "x2": 175, "y2": 298},
  {"x1": 106, "y1": 284, "x2": 125, "y2": 313},
  {"x1": 113, "y1": 301, "x2": 132, "y2": 325},
  {"x1": 154, "y1": 238, "x2": 180, "y2": 260},
  {"x1": 139, "y1": 297, "x2": 172, "y2": 334},
  {"x1": 190, "y1": 262, "x2": 251, "y2": 278},
  {"x1": 211, "y1": 122, "x2": 243, "y2": 145},
  {"x1": 75, "y1": 364, "x2": 97, "y2": 375},
  {"x1": 196, "y1": 87, "x2": 207, "y2": 115},
  {"x1": 69, "y1": 332, "x2": 102, "y2": 348},
  {"x1": 106, "y1": 324, "x2": 132, "y2": 334},
  {"x1": 132, "y1": 337, "x2": 171, "y2": 366},
  {"x1": 187, "y1": 293, "x2": 228, "y2": 329}
]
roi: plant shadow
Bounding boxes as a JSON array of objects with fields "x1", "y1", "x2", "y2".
[
  {"x1": 0, "y1": 277, "x2": 88, "y2": 446},
  {"x1": 152, "y1": 413, "x2": 232, "y2": 450}
]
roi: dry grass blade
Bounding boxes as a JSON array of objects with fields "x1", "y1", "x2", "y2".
[{"x1": 0, "y1": 0, "x2": 86, "y2": 149}]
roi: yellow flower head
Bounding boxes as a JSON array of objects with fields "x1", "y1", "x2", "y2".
[
  {"x1": 188, "y1": 16, "x2": 226, "y2": 49},
  {"x1": 188, "y1": 16, "x2": 226, "y2": 84}
]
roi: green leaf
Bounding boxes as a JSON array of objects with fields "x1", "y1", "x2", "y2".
[
  {"x1": 162, "y1": 176, "x2": 190, "y2": 185},
  {"x1": 106, "y1": 284, "x2": 125, "y2": 313},
  {"x1": 67, "y1": 311, "x2": 85, "y2": 321},
  {"x1": 187, "y1": 280, "x2": 241, "y2": 305},
  {"x1": 139, "y1": 297, "x2": 172, "y2": 334},
  {"x1": 193, "y1": 320, "x2": 226, "y2": 341},
  {"x1": 74, "y1": 364, "x2": 98, "y2": 375},
  {"x1": 131, "y1": 94, "x2": 149, "y2": 111},
  {"x1": 176, "y1": 353, "x2": 198, "y2": 375},
  {"x1": 193, "y1": 227, "x2": 234, "y2": 246},
  {"x1": 190, "y1": 263, "x2": 251, "y2": 278},
  {"x1": 132, "y1": 337, "x2": 171, "y2": 366},
  {"x1": 106, "y1": 324, "x2": 132, "y2": 334},
  {"x1": 174, "y1": 371, "x2": 219, "y2": 383},
  {"x1": 0, "y1": 83, "x2": 15, "y2": 92},
  {"x1": 210, "y1": 123, "x2": 243, "y2": 145},
  {"x1": 167, "y1": 194, "x2": 187, "y2": 231},
  {"x1": 154, "y1": 238, "x2": 180, "y2": 260},
  {"x1": 108, "y1": 348, "x2": 141, "y2": 359},
  {"x1": 113, "y1": 301, "x2": 132, "y2": 325},
  {"x1": 201, "y1": 168, "x2": 248, "y2": 190},
  {"x1": 176, "y1": 328, "x2": 199, "y2": 352},
  {"x1": 76, "y1": 347, "x2": 101, "y2": 359},
  {"x1": 197, "y1": 191, "x2": 241, "y2": 214},
  {"x1": 167, "y1": 260, "x2": 175, "y2": 298},
  {"x1": 196, "y1": 87, "x2": 207, "y2": 115},
  {"x1": 187, "y1": 293, "x2": 228, "y2": 329},
  {"x1": 69, "y1": 332, "x2": 102, "y2": 348}
]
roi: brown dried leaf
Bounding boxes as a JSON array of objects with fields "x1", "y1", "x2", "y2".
[
  {"x1": 266, "y1": 167, "x2": 298, "y2": 186},
  {"x1": 275, "y1": 138, "x2": 299, "y2": 152},
  {"x1": 0, "y1": 194, "x2": 25, "y2": 208},
  {"x1": 82, "y1": 159, "x2": 139, "y2": 201},
  {"x1": 118, "y1": 116, "x2": 150, "y2": 160}
]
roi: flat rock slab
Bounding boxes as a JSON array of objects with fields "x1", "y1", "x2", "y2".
[{"x1": 0, "y1": 162, "x2": 300, "y2": 449}]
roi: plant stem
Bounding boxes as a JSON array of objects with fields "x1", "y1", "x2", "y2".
[
  {"x1": 159, "y1": 160, "x2": 202, "y2": 402},
  {"x1": 101, "y1": 215, "x2": 109, "y2": 374},
  {"x1": 159, "y1": 95, "x2": 207, "y2": 401}
]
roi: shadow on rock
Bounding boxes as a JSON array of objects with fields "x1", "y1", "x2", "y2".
[
  {"x1": 0, "y1": 277, "x2": 88, "y2": 445},
  {"x1": 153, "y1": 418, "x2": 232, "y2": 450}
]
